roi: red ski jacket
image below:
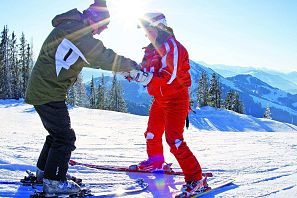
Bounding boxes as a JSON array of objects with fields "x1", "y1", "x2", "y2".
[{"x1": 141, "y1": 36, "x2": 191, "y2": 98}]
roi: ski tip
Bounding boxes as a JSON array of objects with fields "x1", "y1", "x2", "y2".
[
  {"x1": 69, "y1": 159, "x2": 76, "y2": 166},
  {"x1": 203, "y1": 172, "x2": 213, "y2": 177},
  {"x1": 135, "y1": 178, "x2": 144, "y2": 184}
]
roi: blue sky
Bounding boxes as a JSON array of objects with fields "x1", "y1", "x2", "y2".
[{"x1": 1, "y1": 0, "x2": 296, "y2": 72}]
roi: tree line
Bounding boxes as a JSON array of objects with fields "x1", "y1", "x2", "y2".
[
  {"x1": 195, "y1": 71, "x2": 273, "y2": 118},
  {"x1": 66, "y1": 73, "x2": 127, "y2": 113},
  {"x1": 0, "y1": 26, "x2": 33, "y2": 99},
  {"x1": 0, "y1": 25, "x2": 127, "y2": 113},
  {"x1": 196, "y1": 71, "x2": 244, "y2": 114}
]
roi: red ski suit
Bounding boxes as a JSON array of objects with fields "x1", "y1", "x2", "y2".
[{"x1": 141, "y1": 35, "x2": 202, "y2": 182}]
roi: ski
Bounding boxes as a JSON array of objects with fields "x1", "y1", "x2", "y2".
[
  {"x1": 30, "y1": 188, "x2": 92, "y2": 198},
  {"x1": 30, "y1": 178, "x2": 148, "y2": 198},
  {"x1": 1, "y1": 178, "x2": 147, "y2": 197},
  {"x1": 192, "y1": 179, "x2": 234, "y2": 197},
  {"x1": 0, "y1": 170, "x2": 82, "y2": 187},
  {"x1": 0, "y1": 180, "x2": 41, "y2": 186},
  {"x1": 86, "y1": 178, "x2": 148, "y2": 197},
  {"x1": 174, "y1": 179, "x2": 234, "y2": 198},
  {"x1": 69, "y1": 159, "x2": 213, "y2": 177}
]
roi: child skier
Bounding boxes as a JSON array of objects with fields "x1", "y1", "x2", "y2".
[{"x1": 127, "y1": 12, "x2": 208, "y2": 197}]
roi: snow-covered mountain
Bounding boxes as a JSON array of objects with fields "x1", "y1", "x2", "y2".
[
  {"x1": 189, "y1": 61, "x2": 297, "y2": 126},
  {"x1": 1, "y1": 100, "x2": 297, "y2": 197},
  {"x1": 82, "y1": 60, "x2": 297, "y2": 126},
  {"x1": 227, "y1": 74, "x2": 297, "y2": 121},
  {"x1": 199, "y1": 62, "x2": 297, "y2": 94},
  {"x1": 243, "y1": 70, "x2": 297, "y2": 94},
  {"x1": 195, "y1": 61, "x2": 256, "y2": 78}
]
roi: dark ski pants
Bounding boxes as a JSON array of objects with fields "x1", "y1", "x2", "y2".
[{"x1": 34, "y1": 101, "x2": 76, "y2": 181}]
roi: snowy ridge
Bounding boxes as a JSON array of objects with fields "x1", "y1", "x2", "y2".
[
  {"x1": 201, "y1": 62, "x2": 297, "y2": 94},
  {"x1": 226, "y1": 74, "x2": 297, "y2": 125},
  {"x1": 189, "y1": 60, "x2": 238, "y2": 91},
  {"x1": 190, "y1": 106, "x2": 297, "y2": 132}
]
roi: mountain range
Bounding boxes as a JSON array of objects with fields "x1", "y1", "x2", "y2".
[
  {"x1": 197, "y1": 62, "x2": 297, "y2": 94},
  {"x1": 82, "y1": 60, "x2": 297, "y2": 126}
]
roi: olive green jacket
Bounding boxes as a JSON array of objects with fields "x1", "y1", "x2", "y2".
[{"x1": 25, "y1": 9, "x2": 137, "y2": 105}]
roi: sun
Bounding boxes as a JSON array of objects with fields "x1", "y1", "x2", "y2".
[{"x1": 109, "y1": 0, "x2": 150, "y2": 28}]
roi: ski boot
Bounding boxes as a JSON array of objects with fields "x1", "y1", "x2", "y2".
[
  {"x1": 129, "y1": 159, "x2": 173, "y2": 173},
  {"x1": 21, "y1": 169, "x2": 82, "y2": 186},
  {"x1": 36, "y1": 168, "x2": 44, "y2": 183},
  {"x1": 43, "y1": 178, "x2": 81, "y2": 197},
  {"x1": 37, "y1": 168, "x2": 83, "y2": 185},
  {"x1": 175, "y1": 177, "x2": 209, "y2": 198}
]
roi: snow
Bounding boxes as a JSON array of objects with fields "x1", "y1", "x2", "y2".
[
  {"x1": 1, "y1": 100, "x2": 297, "y2": 197},
  {"x1": 190, "y1": 106, "x2": 297, "y2": 132},
  {"x1": 261, "y1": 87, "x2": 288, "y2": 103},
  {"x1": 251, "y1": 95, "x2": 297, "y2": 117}
]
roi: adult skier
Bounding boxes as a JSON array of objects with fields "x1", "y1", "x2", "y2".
[
  {"x1": 128, "y1": 13, "x2": 208, "y2": 197},
  {"x1": 25, "y1": 0, "x2": 137, "y2": 196}
]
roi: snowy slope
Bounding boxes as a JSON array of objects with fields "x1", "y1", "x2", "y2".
[
  {"x1": 190, "y1": 106, "x2": 297, "y2": 132},
  {"x1": 1, "y1": 100, "x2": 297, "y2": 197}
]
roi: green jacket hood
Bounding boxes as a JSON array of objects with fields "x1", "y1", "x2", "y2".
[{"x1": 52, "y1": 9, "x2": 83, "y2": 27}]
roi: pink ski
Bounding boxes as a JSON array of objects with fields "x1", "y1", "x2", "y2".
[{"x1": 69, "y1": 159, "x2": 213, "y2": 177}]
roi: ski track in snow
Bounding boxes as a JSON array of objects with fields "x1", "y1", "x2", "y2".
[{"x1": 1, "y1": 100, "x2": 297, "y2": 197}]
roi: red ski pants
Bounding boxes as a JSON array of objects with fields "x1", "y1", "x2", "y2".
[{"x1": 145, "y1": 93, "x2": 202, "y2": 181}]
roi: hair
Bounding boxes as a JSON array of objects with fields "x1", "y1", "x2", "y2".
[
  {"x1": 155, "y1": 24, "x2": 175, "y2": 45},
  {"x1": 164, "y1": 26, "x2": 175, "y2": 36},
  {"x1": 158, "y1": 24, "x2": 174, "y2": 36}
]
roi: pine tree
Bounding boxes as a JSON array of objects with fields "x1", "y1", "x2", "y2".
[
  {"x1": 224, "y1": 90, "x2": 234, "y2": 110},
  {"x1": 264, "y1": 106, "x2": 272, "y2": 119},
  {"x1": 9, "y1": 32, "x2": 20, "y2": 99},
  {"x1": 108, "y1": 74, "x2": 127, "y2": 112},
  {"x1": 233, "y1": 92, "x2": 244, "y2": 114},
  {"x1": 0, "y1": 26, "x2": 12, "y2": 99},
  {"x1": 66, "y1": 85, "x2": 75, "y2": 106},
  {"x1": 66, "y1": 73, "x2": 88, "y2": 107},
  {"x1": 25, "y1": 43, "x2": 33, "y2": 85},
  {"x1": 74, "y1": 73, "x2": 88, "y2": 107},
  {"x1": 224, "y1": 90, "x2": 244, "y2": 114},
  {"x1": 19, "y1": 32, "x2": 27, "y2": 98},
  {"x1": 0, "y1": 27, "x2": 32, "y2": 99},
  {"x1": 96, "y1": 73, "x2": 106, "y2": 110},
  {"x1": 29, "y1": 38, "x2": 34, "y2": 73},
  {"x1": 89, "y1": 76, "x2": 96, "y2": 108},
  {"x1": 0, "y1": 29, "x2": 3, "y2": 98},
  {"x1": 208, "y1": 72, "x2": 221, "y2": 108},
  {"x1": 197, "y1": 71, "x2": 209, "y2": 107}
]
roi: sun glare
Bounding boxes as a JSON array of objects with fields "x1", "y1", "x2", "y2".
[{"x1": 109, "y1": 0, "x2": 149, "y2": 28}]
